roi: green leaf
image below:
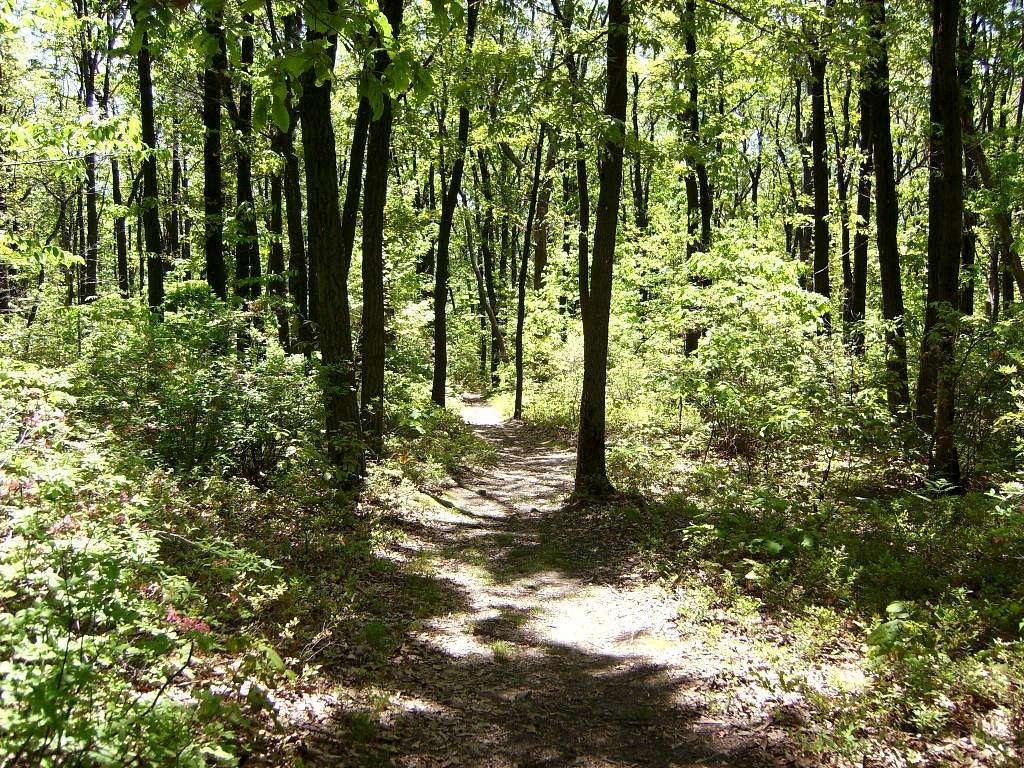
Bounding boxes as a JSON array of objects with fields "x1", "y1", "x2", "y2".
[
  {"x1": 866, "y1": 620, "x2": 903, "y2": 648},
  {"x1": 885, "y1": 601, "x2": 909, "y2": 617},
  {"x1": 271, "y1": 98, "x2": 290, "y2": 133}
]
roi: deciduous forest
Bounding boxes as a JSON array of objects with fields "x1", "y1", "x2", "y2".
[{"x1": 1, "y1": 0, "x2": 1024, "y2": 762}]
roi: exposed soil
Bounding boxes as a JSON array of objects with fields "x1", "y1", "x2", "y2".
[{"x1": 282, "y1": 396, "x2": 850, "y2": 767}]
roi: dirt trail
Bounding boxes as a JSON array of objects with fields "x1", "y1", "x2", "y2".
[{"x1": 291, "y1": 396, "x2": 820, "y2": 767}]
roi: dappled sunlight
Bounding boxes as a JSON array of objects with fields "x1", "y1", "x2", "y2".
[{"x1": 288, "y1": 403, "x2": 836, "y2": 767}]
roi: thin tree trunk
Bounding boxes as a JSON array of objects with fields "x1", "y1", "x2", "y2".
[
  {"x1": 203, "y1": 6, "x2": 227, "y2": 299},
  {"x1": 360, "y1": 0, "x2": 406, "y2": 454},
  {"x1": 514, "y1": 125, "x2": 547, "y2": 420},
  {"x1": 169, "y1": 133, "x2": 182, "y2": 264},
  {"x1": 809, "y1": 37, "x2": 831, "y2": 316},
  {"x1": 281, "y1": 13, "x2": 308, "y2": 353},
  {"x1": 431, "y1": 0, "x2": 481, "y2": 406},
  {"x1": 234, "y1": 14, "x2": 259, "y2": 304},
  {"x1": 574, "y1": 0, "x2": 628, "y2": 497},
  {"x1": 850, "y1": 83, "x2": 872, "y2": 355},
  {"x1": 132, "y1": 13, "x2": 163, "y2": 309},
  {"x1": 630, "y1": 72, "x2": 649, "y2": 232},
  {"x1": 866, "y1": 0, "x2": 910, "y2": 415},
  {"x1": 269, "y1": 173, "x2": 289, "y2": 347},
  {"x1": 78, "y1": 0, "x2": 99, "y2": 301},
  {"x1": 533, "y1": 134, "x2": 558, "y2": 290}
]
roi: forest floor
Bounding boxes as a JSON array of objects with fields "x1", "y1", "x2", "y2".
[{"x1": 275, "y1": 396, "x2": 863, "y2": 767}]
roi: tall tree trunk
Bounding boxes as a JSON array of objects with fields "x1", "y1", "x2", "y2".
[
  {"x1": 78, "y1": 0, "x2": 99, "y2": 301},
  {"x1": 269, "y1": 173, "x2": 289, "y2": 347},
  {"x1": 203, "y1": 6, "x2": 227, "y2": 299},
  {"x1": 169, "y1": 133, "x2": 182, "y2": 264},
  {"x1": 300, "y1": 2, "x2": 363, "y2": 481},
  {"x1": 132, "y1": 12, "x2": 163, "y2": 309},
  {"x1": 959, "y1": 22, "x2": 977, "y2": 316},
  {"x1": 533, "y1": 135, "x2": 558, "y2": 290},
  {"x1": 281, "y1": 13, "x2": 309, "y2": 353},
  {"x1": 797, "y1": 79, "x2": 813, "y2": 289},
  {"x1": 111, "y1": 157, "x2": 129, "y2": 295},
  {"x1": 361, "y1": 0, "x2": 406, "y2": 453},
  {"x1": 234, "y1": 14, "x2": 259, "y2": 303},
  {"x1": 809, "y1": 37, "x2": 830, "y2": 315},
  {"x1": 101, "y1": 19, "x2": 129, "y2": 297},
  {"x1": 866, "y1": 0, "x2": 910, "y2": 415},
  {"x1": 431, "y1": 0, "x2": 481, "y2": 406},
  {"x1": 683, "y1": 0, "x2": 709, "y2": 353},
  {"x1": 630, "y1": 72, "x2": 649, "y2": 232},
  {"x1": 574, "y1": 0, "x2": 628, "y2": 496},
  {"x1": 475, "y1": 151, "x2": 509, "y2": 369},
  {"x1": 919, "y1": 0, "x2": 963, "y2": 487},
  {"x1": 514, "y1": 125, "x2": 546, "y2": 420},
  {"x1": 850, "y1": 83, "x2": 872, "y2": 355}
]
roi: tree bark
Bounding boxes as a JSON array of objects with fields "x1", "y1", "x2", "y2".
[
  {"x1": 850, "y1": 83, "x2": 872, "y2": 355},
  {"x1": 866, "y1": 0, "x2": 911, "y2": 415},
  {"x1": 574, "y1": 0, "x2": 627, "y2": 497},
  {"x1": 360, "y1": 0, "x2": 405, "y2": 454},
  {"x1": 514, "y1": 126, "x2": 547, "y2": 419},
  {"x1": 203, "y1": 6, "x2": 227, "y2": 299},
  {"x1": 233, "y1": 14, "x2": 260, "y2": 304},
  {"x1": 77, "y1": 0, "x2": 99, "y2": 301},
  {"x1": 269, "y1": 173, "x2": 289, "y2": 347},
  {"x1": 919, "y1": 0, "x2": 963, "y2": 487},
  {"x1": 132, "y1": 12, "x2": 163, "y2": 309},
  {"x1": 300, "y1": 2, "x2": 363, "y2": 481},
  {"x1": 809, "y1": 37, "x2": 830, "y2": 315},
  {"x1": 431, "y1": 0, "x2": 481, "y2": 406}
]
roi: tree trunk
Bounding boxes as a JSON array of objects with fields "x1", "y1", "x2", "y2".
[
  {"x1": 850, "y1": 83, "x2": 872, "y2": 355},
  {"x1": 281, "y1": 13, "x2": 308, "y2": 353},
  {"x1": 809, "y1": 41, "x2": 830, "y2": 315},
  {"x1": 919, "y1": 0, "x2": 963, "y2": 487},
  {"x1": 203, "y1": 6, "x2": 227, "y2": 299},
  {"x1": 269, "y1": 173, "x2": 289, "y2": 347},
  {"x1": 77, "y1": 0, "x2": 99, "y2": 301},
  {"x1": 169, "y1": 134, "x2": 182, "y2": 264},
  {"x1": 360, "y1": 0, "x2": 405, "y2": 454},
  {"x1": 431, "y1": 0, "x2": 481, "y2": 406},
  {"x1": 630, "y1": 72, "x2": 649, "y2": 232},
  {"x1": 866, "y1": 0, "x2": 911, "y2": 415},
  {"x1": 299, "y1": 3, "x2": 363, "y2": 481},
  {"x1": 797, "y1": 79, "x2": 813, "y2": 290},
  {"x1": 514, "y1": 125, "x2": 546, "y2": 420},
  {"x1": 533, "y1": 135, "x2": 558, "y2": 290},
  {"x1": 234, "y1": 14, "x2": 259, "y2": 304},
  {"x1": 101, "y1": 19, "x2": 129, "y2": 298},
  {"x1": 574, "y1": 0, "x2": 627, "y2": 497},
  {"x1": 959, "y1": 23, "x2": 977, "y2": 316},
  {"x1": 132, "y1": 13, "x2": 163, "y2": 309}
]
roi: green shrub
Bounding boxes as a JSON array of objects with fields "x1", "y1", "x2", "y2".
[{"x1": 0, "y1": 362, "x2": 281, "y2": 766}]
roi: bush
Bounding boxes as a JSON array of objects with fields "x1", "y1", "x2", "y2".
[
  {"x1": 0, "y1": 362, "x2": 281, "y2": 766},
  {"x1": 73, "y1": 297, "x2": 317, "y2": 484}
]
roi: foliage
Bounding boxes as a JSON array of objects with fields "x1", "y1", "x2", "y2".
[{"x1": 0, "y1": 362, "x2": 279, "y2": 766}]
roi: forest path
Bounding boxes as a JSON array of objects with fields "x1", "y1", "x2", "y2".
[{"x1": 291, "y1": 395, "x2": 813, "y2": 767}]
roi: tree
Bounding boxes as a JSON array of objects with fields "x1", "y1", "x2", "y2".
[
  {"x1": 300, "y1": 0, "x2": 363, "y2": 481},
  {"x1": 574, "y1": 0, "x2": 628, "y2": 497},
  {"x1": 202, "y1": 2, "x2": 226, "y2": 300},
  {"x1": 808, "y1": 12, "x2": 830, "y2": 315},
  {"x1": 431, "y1": 0, "x2": 481, "y2": 407},
  {"x1": 131, "y1": 4, "x2": 162, "y2": 310},
  {"x1": 919, "y1": 0, "x2": 963, "y2": 487},
  {"x1": 865, "y1": 0, "x2": 910, "y2": 415},
  {"x1": 361, "y1": 0, "x2": 406, "y2": 453}
]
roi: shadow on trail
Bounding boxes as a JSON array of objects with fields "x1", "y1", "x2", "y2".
[{"x1": 296, "y1": 411, "x2": 783, "y2": 767}]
